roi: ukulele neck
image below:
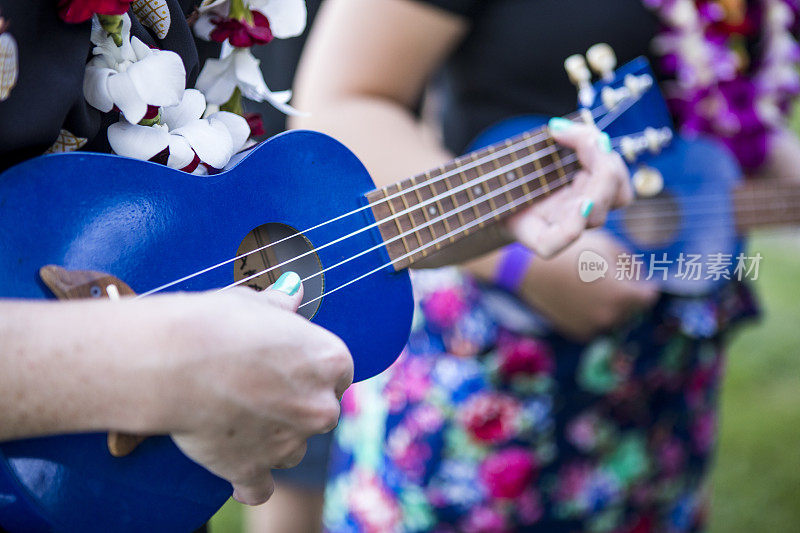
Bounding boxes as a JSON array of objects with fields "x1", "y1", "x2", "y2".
[
  {"x1": 734, "y1": 180, "x2": 800, "y2": 232},
  {"x1": 366, "y1": 126, "x2": 580, "y2": 270}
]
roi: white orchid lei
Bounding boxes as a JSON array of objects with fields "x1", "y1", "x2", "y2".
[
  {"x1": 79, "y1": 0, "x2": 306, "y2": 173},
  {"x1": 0, "y1": 12, "x2": 19, "y2": 102}
]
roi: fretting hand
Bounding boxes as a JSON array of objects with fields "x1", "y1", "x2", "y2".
[{"x1": 508, "y1": 119, "x2": 633, "y2": 258}]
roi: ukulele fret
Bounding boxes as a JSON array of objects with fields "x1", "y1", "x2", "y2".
[
  {"x1": 425, "y1": 172, "x2": 455, "y2": 244},
  {"x1": 536, "y1": 137, "x2": 555, "y2": 195},
  {"x1": 477, "y1": 147, "x2": 502, "y2": 221},
  {"x1": 430, "y1": 168, "x2": 464, "y2": 244},
  {"x1": 384, "y1": 186, "x2": 413, "y2": 258},
  {"x1": 444, "y1": 165, "x2": 471, "y2": 236},
  {"x1": 461, "y1": 153, "x2": 486, "y2": 228},
  {"x1": 488, "y1": 145, "x2": 515, "y2": 209},
  {"x1": 512, "y1": 136, "x2": 534, "y2": 199},
  {"x1": 410, "y1": 175, "x2": 438, "y2": 245},
  {"x1": 397, "y1": 184, "x2": 428, "y2": 257}
]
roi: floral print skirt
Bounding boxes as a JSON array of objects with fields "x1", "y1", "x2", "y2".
[{"x1": 324, "y1": 268, "x2": 758, "y2": 533}]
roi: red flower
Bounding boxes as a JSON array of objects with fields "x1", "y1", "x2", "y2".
[
  {"x1": 422, "y1": 288, "x2": 467, "y2": 329},
  {"x1": 497, "y1": 336, "x2": 554, "y2": 380},
  {"x1": 479, "y1": 448, "x2": 538, "y2": 499},
  {"x1": 459, "y1": 393, "x2": 520, "y2": 444},
  {"x1": 58, "y1": 0, "x2": 133, "y2": 24},
  {"x1": 245, "y1": 112, "x2": 266, "y2": 137},
  {"x1": 210, "y1": 11, "x2": 273, "y2": 48}
]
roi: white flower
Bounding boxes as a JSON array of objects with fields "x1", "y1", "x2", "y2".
[
  {"x1": 0, "y1": 29, "x2": 18, "y2": 102},
  {"x1": 84, "y1": 14, "x2": 186, "y2": 124},
  {"x1": 195, "y1": 43, "x2": 303, "y2": 115},
  {"x1": 108, "y1": 88, "x2": 250, "y2": 172},
  {"x1": 195, "y1": 0, "x2": 306, "y2": 40}
]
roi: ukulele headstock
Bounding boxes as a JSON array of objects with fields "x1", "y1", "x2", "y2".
[
  {"x1": 566, "y1": 45, "x2": 675, "y2": 196},
  {"x1": 567, "y1": 47, "x2": 673, "y2": 150}
]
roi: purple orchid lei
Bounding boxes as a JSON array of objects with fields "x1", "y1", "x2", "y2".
[{"x1": 644, "y1": 0, "x2": 800, "y2": 170}]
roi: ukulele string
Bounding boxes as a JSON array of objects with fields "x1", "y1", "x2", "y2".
[
  {"x1": 297, "y1": 173, "x2": 577, "y2": 309},
  {"x1": 221, "y1": 154, "x2": 582, "y2": 291},
  {"x1": 605, "y1": 187, "x2": 800, "y2": 210},
  {"x1": 137, "y1": 131, "x2": 559, "y2": 298},
  {"x1": 219, "y1": 143, "x2": 582, "y2": 291},
  {"x1": 222, "y1": 95, "x2": 655, "y2": 293},
  {"x1": 604, "y1": 185, "x2": 800, "y2": 225},
  {"x1": 299, "y1": 196, "x2": 795, "y2": 309},
  {"x1": 138, "y1": 90, "x2": 645, "y2": 297}
]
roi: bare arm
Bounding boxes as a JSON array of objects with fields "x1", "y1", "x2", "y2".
[
  {"x1": 0, "y1": 299, "x2": 176, "y2": 440},
  {"x1": 0, "y1": 284, "x2": 353, "y2": 505},
  {"x1": 292, "y1": 0, "x2": 462, "y2": 184}
]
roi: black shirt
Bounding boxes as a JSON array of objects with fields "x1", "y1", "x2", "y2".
[
  {"x1": 0, "y1": 0, "x2": 205, "y2": 171},
  {"x1": 420, "y1": 0, "x2": 661, "y2": 152}
]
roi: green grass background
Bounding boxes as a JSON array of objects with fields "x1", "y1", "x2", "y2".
[{"x1": 210, "y1": 234, "x2": 800, "y2": 532}]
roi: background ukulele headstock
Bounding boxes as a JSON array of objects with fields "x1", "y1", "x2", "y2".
[{"x1": 566, "y1": 44, "x2": 675, "y2": 198}]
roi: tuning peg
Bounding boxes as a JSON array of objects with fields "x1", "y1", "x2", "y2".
[
  {"x1": 632, "y1": 166, "x2": 664, "y2": 197},
  {"x1": 587, "y1": 44, "x2": 617, "y2": 81},
  {"x1": 644, "y1": 127, "x2": 672, "y2": 154},
  {"x1": 564, "y1": 54, "x2": 596, "y2": 108},
  {"x1": 601, "y1": 86, "x2": 624, "y2": 111},
  {"x1": 624, "y1": 73, "x2": 653, "y2": 98},
  {"x1": 619, "y1": 128, "x2": 673, "y2": 163}
]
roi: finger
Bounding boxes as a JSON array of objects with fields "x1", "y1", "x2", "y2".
[
  {"x1": 335, "y1": 355, "x2": 354, "y2": 401},
  {"x1": 534, "y1": 197, "x2": 588, "y2": 258},
  {"x1": 232, "y1": 469, "x2": 275, "y2": 506},
  {"x1": 260, "y1": 271, "x2": 304, "y2": 312},
  {"x1": 548, "y1": 118, "x2": 606, "y2": 169},
  {"x1": 569, "y1": 170, "x2": 612, "y2": 228},
  {"x1": 583, "y1": 150, "x2": 632, "y2": 210},
  {"x1": 509, "y1": 197, "x2": 587, "y2": 258},
  {"x1": 314, "y1": 331, "x2": 354, "y2": 400},
  {"x1": 273, "y1": 441, "x2": 308, "y2": 470},
  {"x1": 550, "y1": 118, "x2": 633, "y2": 212}
]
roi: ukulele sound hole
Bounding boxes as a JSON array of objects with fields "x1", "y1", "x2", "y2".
[
  {"x1": 234, "y1": 222, "x2": 324, "y2": 319},
  {"x1": 623, "y1": 192, "x2": 681, "y2": 248}
]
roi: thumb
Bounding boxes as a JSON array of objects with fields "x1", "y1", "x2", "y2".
[{"x1": 260, "y1": 271, "x2": 304, "y2": 313}]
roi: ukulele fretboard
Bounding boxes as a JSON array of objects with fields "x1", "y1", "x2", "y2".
[
  {"x1": 734, "y1": 180, "x2": 800, "y2": 232},
  {"x1": 366, "y1": 127, "x2": 579, "y2": 270}
]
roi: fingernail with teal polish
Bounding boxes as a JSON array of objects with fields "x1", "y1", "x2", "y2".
[
  {"x1": 272, "y1": 271, "x2": 301, "y2": 296},
  {"x1": 581, "y1": 199, "x2": 594, "y2": 218},
  {"x1": 548, "y1": 117, "x2": 574, "y2": 133},
  {"x1": 597, "y1": 132, "x2": 612, "y2": 153}
]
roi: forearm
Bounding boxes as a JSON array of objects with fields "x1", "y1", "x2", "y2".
[
  {"x1": 292, "y1": 96, "x2": 451, "y2": 189},
  {"x1": 0, "y1": 299, "x2": 175, "y2": 440}
]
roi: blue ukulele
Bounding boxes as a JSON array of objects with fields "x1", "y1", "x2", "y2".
[{"x1": 0, "y1": 56, "x2": 670, "y2": 531}]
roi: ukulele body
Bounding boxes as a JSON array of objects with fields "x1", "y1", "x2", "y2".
[
  {"x1": 470, "y1": 118, "x2": 745, "y2": 295},
  {"x1": 0, "y1": 130, "x2": 413, "y2": 531}
]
